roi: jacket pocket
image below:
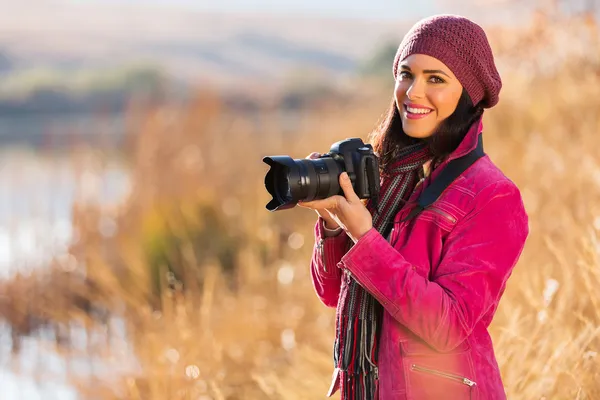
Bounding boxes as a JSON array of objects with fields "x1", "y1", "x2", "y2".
[
  {"x1": 410, "y1": 365, "x2": 477, "y2": 396},
  {"x1": 399, "y1": 340, "x2": 478, "y2": 400},
  {"x1": 419, "y1": 204, "x2": 459, "y2": 232}
]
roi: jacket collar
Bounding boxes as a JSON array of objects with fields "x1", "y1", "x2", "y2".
[
  {"x1": 447, "y1": 116, "x2": 484, "y2": 162},
  {"x1": 429, "y1": 116, "x2": 484, "y2": 181}
]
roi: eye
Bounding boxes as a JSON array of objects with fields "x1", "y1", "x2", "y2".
[
  {"x1": 429, "y1": 75, "x2": 445, "y2": 84},
  {"x1": 398, "y1": 71, "x2": 412, "y2": 79}
]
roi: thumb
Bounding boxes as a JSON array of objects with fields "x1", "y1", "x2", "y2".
[{"x1": 339, "y1": 172, "x2": 360, "y2": 203}]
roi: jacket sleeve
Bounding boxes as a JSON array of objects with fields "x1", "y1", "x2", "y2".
[
  {"x1": 310, "y1": 217, "x2": 350, "y2": 308},
  {"x1": 340, "y1": 181, "x2": 529, "y2": 352}
]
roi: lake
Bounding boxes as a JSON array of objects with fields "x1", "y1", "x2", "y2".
[{"x1": 0, "y1": 142, "x2": 131, "y2": 399}]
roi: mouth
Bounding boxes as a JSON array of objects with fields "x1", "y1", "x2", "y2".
[{"x1": 403, "y1": 104, "x2": 434, "y2": 120}]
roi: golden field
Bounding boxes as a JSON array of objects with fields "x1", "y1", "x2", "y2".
[{"x1": 2, "y1": 11, "x2": 600, "y2": 400}]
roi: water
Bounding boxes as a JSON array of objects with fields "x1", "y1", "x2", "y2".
[
  {"x1": 0, "y1": 148, "x2": 130, "y2": 276},
  {"x1": 1, "y1": 324, "x2": 79, "y2": 400},
  {"x1": 0, "y1": 146, "x2": 131, "y2": 399}
]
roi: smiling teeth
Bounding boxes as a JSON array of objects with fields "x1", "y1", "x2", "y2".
[{"x1": 407, "y1": 107, "x2": 432, "y2": 114}]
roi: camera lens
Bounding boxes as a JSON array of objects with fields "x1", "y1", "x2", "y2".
[
  {"x1": 262, "y1": 155, "x2": 343, "y2": 211},
  {"x1": 273, "y1": 167, "x2": 292, "y2": 203}
]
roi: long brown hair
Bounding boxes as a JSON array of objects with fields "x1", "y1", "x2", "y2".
[{"x1": 368, "y1": 88, "x2": 484, "y2": 172}]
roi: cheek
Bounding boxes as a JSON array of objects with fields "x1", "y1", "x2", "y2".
[
  {"x1": 430, "y1": 89, "x2": 461, "y2": 117},
  {"x1": 394, "y1": 81, "x2": 408, "y2": 102}
]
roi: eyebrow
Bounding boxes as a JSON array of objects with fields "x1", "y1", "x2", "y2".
[{"x1": 400, "y1": 64, "x2": 450, "y2": 78}]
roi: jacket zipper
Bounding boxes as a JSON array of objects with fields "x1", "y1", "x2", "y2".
[
  {"x1": 426, "y1": 206, "x2": 457, "y2": 223},
  {"x1": 374, "y1": 366, "x2": 380, "y2": 399},
  {"x1": 317, "y1": 238, "x2": 327, "y2": 272},
  {"x1": 411, "y1": 364, "x2": 476, "y2": 399}
]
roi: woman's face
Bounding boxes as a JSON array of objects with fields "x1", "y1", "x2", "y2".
[{"x1": 394, "y1": 54, "x2": 463, "y2": 139}]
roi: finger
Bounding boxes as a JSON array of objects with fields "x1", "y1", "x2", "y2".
[
  {"x1": 305, "y1": 152, "x2": 321, "y2": 160},
  {"x1": 299, "y1": 196, "x2": 341, "y2": 210},
  {"x1": 298, "y1": 199, "x2": 333, "y2": 210},
  {"x1": 339, "y1": 172, "x2": 360, "y2": 203},
  {"x1": 297, "y1": 200, "x2": 325, "y2": 209}
]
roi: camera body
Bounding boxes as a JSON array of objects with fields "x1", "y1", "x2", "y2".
[
  {"x1": 323, "y1": 138, "x2": 380, "y2": 199},
  {"x1": 262, "y1": 138, "x2": 380, "y2": 212}
]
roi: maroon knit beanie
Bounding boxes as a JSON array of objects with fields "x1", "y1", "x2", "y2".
[{"x1": 393, "y1": 14, "x2": 502, "y2": 108}]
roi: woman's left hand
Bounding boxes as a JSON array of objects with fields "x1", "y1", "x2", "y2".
[{"x1": 298, "y1": 172, "x2": 373, "y2": 243}]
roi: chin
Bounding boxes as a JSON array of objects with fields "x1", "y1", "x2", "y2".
[{"x1": 402, "y1": 124, "x2": 435, "y2": 139}]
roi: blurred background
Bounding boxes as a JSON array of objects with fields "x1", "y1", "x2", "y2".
[{"x1": 1, "y1": 0, "x2": 599, "y2": 399}]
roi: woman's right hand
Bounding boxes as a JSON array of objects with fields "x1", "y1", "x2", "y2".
[{"x1": 298, "y1": 152, "x2": 340, "y2": 230}]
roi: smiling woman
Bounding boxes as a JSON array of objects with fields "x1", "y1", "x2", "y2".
[{"x1": 302, "y1": 14, "x2": 527, "y2": 400}]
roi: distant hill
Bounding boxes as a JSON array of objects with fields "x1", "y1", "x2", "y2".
[{"x1": 0, "y1": 2, "x2": 413, "y2": 90}]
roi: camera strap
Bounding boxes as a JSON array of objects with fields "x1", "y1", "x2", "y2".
[
  {"x1": 365, "y1": 157, "x2": 381, "y2": 211},
  {"x1": 402, "y1": 134, "x2": 485, "y2": 222}
]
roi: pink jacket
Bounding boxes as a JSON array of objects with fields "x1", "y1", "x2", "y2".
[{"x1": 310, "y1": 118, "x2": 529, "y2": 400}]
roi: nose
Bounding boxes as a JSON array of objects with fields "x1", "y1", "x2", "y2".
[{"x1": 406, "y1": 78, "x2": 425, "y2": 100}]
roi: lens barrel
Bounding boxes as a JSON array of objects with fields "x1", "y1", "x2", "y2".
[{"x1": 263, "y1": 156, "x2": 343, "y2": 211}]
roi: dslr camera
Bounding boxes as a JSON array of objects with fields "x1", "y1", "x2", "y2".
[{"x1": 262, "y1": 138, "x2": 380, "y2": 211}]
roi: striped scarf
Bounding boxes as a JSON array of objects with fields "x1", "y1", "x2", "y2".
[{"x1": 334, "y1": 141, "x2": 431, "y2": 399}]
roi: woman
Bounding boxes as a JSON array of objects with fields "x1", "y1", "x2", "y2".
[{"x1": 298, "y1": 14, "x2": 529, "y2": 400}]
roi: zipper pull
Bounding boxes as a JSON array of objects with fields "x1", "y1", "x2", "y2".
[
  {"x1": 463, "y1": 378, "x2": 476, "y2": 387},
  {"x1": 317, "y1": 238, "x2": 327, "y2": 272}
]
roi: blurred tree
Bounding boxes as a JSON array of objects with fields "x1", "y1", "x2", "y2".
[
  {"x1": 142, "y1": 202, "x2": 244, "y2": 307},
  {"x1": 121, "y1": 65, "x2": 165, "y2": 95},
  {"x1": 280, "y1": 67, "x2": 339, "y2": 108},
  {"x1": 357, "y1": 41, "x2": 398, "y2": 81}
]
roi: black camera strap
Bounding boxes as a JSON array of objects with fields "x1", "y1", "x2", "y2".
[
  {"x1": 402, "y1": 134, "x2": 485, "y2": 222},
  {"x1": 365, "y1": 157, "x2": 381, "y2": 212}
]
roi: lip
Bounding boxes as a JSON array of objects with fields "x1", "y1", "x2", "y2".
[
  {"x1": 404, "y1": 102, "x2": 433, "y2": 110},
  {"x1": 403, "y1": 103, "x2": 434, "y2": 120}
]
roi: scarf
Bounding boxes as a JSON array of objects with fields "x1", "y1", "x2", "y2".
[{"x1": 334, "y1": 141, "x2": 432, "y2": 399}]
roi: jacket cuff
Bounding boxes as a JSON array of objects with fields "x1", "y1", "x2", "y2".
[
  {"x1": 340, "y1": 227, "x2": 399, "y2": 307},
  {"x1": 322, "y1": 223, "x2": 343, "y2": 237}
]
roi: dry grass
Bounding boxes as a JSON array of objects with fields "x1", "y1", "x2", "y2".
[{"x1": 2, "y1": 11, "x2": 600, "y2": 400}]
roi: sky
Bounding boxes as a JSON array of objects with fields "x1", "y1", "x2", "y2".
[
  {"x1": 70, "y1": 0, "x2": 444, "y2": 20},
  {"x1": 62, "y1": 0, "x2": 535, "y2": 26}
]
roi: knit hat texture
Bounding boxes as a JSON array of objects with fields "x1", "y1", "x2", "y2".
[{"x1": 393, "y1": 14, "x2": 502, "y2": 108}]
